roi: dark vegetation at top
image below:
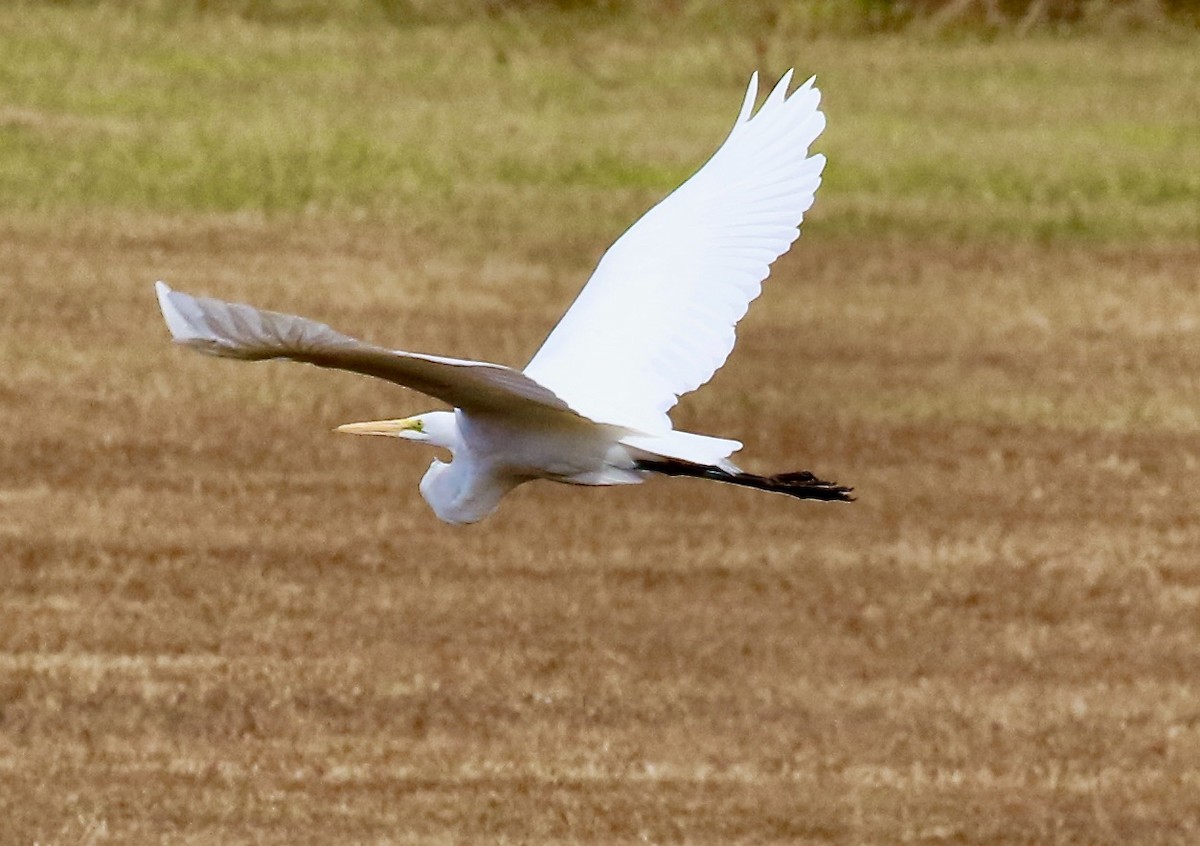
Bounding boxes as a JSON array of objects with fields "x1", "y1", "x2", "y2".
[{"x1": 33, "y1": 0, "x2": 1200, "y2": 30}]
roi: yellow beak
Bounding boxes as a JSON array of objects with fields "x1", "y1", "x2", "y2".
[{"x1": 335, "y1": 417, "x2": 422, "y2": 437}]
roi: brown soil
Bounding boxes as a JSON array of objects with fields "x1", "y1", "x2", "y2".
[{"x1": 1, "y1": 218, "x2": 1197, "y2": 844}]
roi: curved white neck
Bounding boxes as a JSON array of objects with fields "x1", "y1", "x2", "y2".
[{"x1": 418, "y1": 458, "x2": 520, "y2": 524}]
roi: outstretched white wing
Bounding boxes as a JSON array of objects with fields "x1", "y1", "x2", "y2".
[
  {"x1": 524, "y1": 70, "x2": 826, "y2": 434},
  {"x1": 156, "y1": 282, "x2": 575, "y2": 418}
]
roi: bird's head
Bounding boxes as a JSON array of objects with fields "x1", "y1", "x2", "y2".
[{"x1": 335, "y1": 410, "x2": 458, "y2": 451}]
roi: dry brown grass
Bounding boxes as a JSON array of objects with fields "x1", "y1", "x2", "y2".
[{"x1": 1, "y1": 214, "x2": 1198, "y2": 844}]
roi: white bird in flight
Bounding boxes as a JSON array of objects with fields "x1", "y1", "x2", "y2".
[{"x1": 156, "y1": 70, "x2": 853, "y2": 524}]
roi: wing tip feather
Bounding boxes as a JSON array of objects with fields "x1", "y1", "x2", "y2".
[
  {"x1": 155, "y1": 279, "x2": 197, "y2": 343},
  {"x1": 737, "y1": 71, "x2": 760, "y2": 124},
  {"x1": 764, "y1": 69, "x2": 794, "y2": 109}
]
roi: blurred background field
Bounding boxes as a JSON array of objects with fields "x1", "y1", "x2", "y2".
[
  {"x1": 5, "y1": 1, "x2": 1199, "y2": 240},
  {"x1": 1, "y1": 2, "x2": 1199, "y2": 843}
]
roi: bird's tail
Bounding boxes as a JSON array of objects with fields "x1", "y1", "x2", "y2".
[{"x1": 634, "y1": 459, "x2": 854, "y2": 503}]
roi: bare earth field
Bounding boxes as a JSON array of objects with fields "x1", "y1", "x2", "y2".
[
  {"x1": 2, "y1": 6, "x2": 1200, "y2": 844},
  {"x1": 1, "y1": 218, "x2": 1198, "y2": 844}
]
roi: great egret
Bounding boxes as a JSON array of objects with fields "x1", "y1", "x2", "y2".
[{"x1": 156, "y1": 70, "x2": 852, "y2": 524}]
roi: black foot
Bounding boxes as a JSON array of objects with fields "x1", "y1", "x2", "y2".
[{"x1": 635, "y1": 459, "x2": 855, "y2": 503}]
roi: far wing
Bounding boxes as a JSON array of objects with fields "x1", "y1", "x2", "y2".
[
  {"x1": 524, "y1": 71, "x2": 826, "y2": 433},
  {"x1": 156, "y1": 282, "x2": 575, "y2": 418}
]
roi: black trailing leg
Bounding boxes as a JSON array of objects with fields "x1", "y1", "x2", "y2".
[{"x1": 635, "y1": 459, "x2": 854, "y2": 502}]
